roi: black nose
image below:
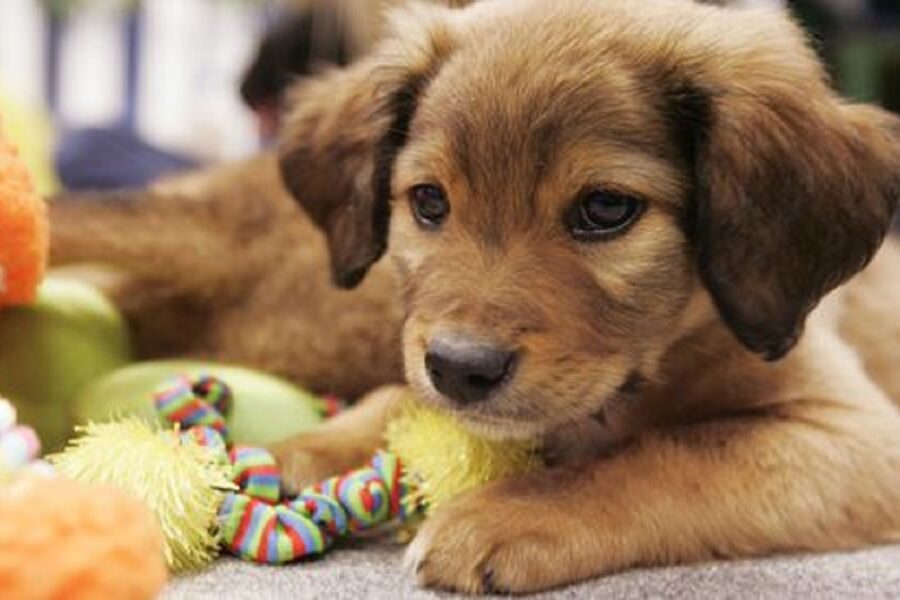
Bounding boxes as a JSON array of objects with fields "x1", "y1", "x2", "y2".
[{"x1": 425, "y1": 336, "x2": 518, "y2": 405}]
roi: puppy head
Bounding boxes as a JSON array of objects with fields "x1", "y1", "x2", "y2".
[{"x1": 280, "y1": 0, "x2": 900, "y2": 437}]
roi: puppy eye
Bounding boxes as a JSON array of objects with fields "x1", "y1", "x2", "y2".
[
  {"x1": 568, "y1": 189, "x2": 644, "y2": 241},
  {"x1": 409, "y1": 184, "x2": 450, "y2": 229}
]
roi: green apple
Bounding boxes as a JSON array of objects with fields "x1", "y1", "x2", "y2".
[
  {"x1": 0, "y1": 277, "x2": 133, "y2": 452},
  {"x1": 73, "y1": 360, "x2": 323, "y2": 446}
]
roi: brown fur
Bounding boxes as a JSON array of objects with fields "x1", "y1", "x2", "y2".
[{"x1": 50, "y1": 0, "x2": 900, "y2": 594}]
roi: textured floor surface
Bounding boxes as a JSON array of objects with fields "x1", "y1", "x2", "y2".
[{"x1": 164, "y1": 542, "x2": 900, "y2": 599}]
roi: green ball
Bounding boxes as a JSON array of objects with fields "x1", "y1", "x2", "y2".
[
  {"x1": 0, "y1": 277, "x2": 133, "y2": 451},
  {"x1": 73, "y1": 360, "x2": 324, "y2": 446}
]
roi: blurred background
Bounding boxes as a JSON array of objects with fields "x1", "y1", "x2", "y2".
[{"x1": 0, "y1": 0, "x2": 898, "y2": 196}]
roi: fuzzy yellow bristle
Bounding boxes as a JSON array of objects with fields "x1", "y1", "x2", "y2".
[
  {"x1": 385, "y1": 402, "x2": 539, "y2": 515},
  {"x1": 49, "y1": 418, "x2": 234, "y2": 572}
]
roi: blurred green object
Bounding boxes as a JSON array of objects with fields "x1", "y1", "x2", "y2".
[
  {"x1": 793, "y1": 0, "x2": 900, "y2": 112},
  {"x1": 0, "y1": 277, "x2": 133, "y2": 452},
  {"x1": 74, "y1": 361, "x2": 323, "y2": 446},
  {"x1": 39, "y1": 0, "x2": 263, "y2": 16},
  {"x1": 0, "y1": 276, "x2": 322, "y2": 451},
  {"x1": 40, "y1": 0, "x2": 133, "y2": 17},
  {"x1": 835, "y1": 32, "x2": 900, "y2": 109}
]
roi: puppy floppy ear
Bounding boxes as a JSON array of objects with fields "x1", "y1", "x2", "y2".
[
  {"x1": 678, "y1": 23, "x2": 900, "y2": 360},
  {"x1": 279, "y1": 5, "x2": 457, "y2": 288}
]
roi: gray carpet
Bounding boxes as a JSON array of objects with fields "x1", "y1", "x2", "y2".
[{"x1": 164, "y1": 542, "x2": 900, "y2": 599}]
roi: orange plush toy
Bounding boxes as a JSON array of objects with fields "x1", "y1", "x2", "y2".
[
  {"x1": 0, "y1": 127, "x2": 168, "y2": 599},
  {"x1": 0, "y1": 127, "x2": 47, "y2": 307}
]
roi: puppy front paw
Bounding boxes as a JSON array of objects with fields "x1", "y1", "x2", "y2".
[
  {"x1": 269, "y1": 386, "x2": 407, "y2": 493},
  {"x1": 269, "y1": 436, "x2": 370, "y2": 493},
  {"x1": 404, "y1": 482, "x2": 594, "y2": 594}
]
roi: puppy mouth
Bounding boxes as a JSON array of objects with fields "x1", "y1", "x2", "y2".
[
  {"x1": 408, "y1": 364, "x2": 645, "y2": 441},
  {"x1": 422, "y1": 397, "x2": 549, "y2": 441},
  {"x1": 406, "y1": 372, "x2": 540, "y2": 439}
]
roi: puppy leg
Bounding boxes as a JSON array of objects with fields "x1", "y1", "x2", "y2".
[
  {"x1": 50, "y1": 192, "x2": 235, "y2": 296},
  {"x1": 407, "y1": 403, "x2": 900, "y2": 594},
  {"x1": 270, "y1": 385, "x2": 409, "y2": 492}
]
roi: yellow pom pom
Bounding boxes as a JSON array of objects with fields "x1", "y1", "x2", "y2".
[
  {"x1": 385, "y1": 400, "x2": 539, "y2": 515},
  {"x1": 49, "y1": 419, "x2": 234, "y2": 572}
]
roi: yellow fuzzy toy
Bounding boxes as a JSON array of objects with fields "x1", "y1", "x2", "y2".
[
  {"x1": 386, "y1": 399, "x2": 539, "y2": 514},
  {"x1": 51, "y1": 419, "x2": 235, "y2": 572}
]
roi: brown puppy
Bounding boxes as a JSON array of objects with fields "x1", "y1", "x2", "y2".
[{"x1": 272, "y1": 0, "x2": 900, "y2": 594}]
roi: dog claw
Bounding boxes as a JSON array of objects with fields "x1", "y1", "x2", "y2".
[{"x1": 482, "y1": 568, "x2": 496, "y2": 594}]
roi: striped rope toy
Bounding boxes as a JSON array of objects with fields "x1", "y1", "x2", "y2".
[{"x1": 153, "y1": 375, "x2": 416, "y2": 564}]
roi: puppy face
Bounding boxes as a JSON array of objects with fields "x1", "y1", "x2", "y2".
[
  {"x1": 280, "y1": 0, "x2": 900, "y2": 438},
  {"x1": 389, "y1": 28, "x2": 696, "y2": 437}
]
